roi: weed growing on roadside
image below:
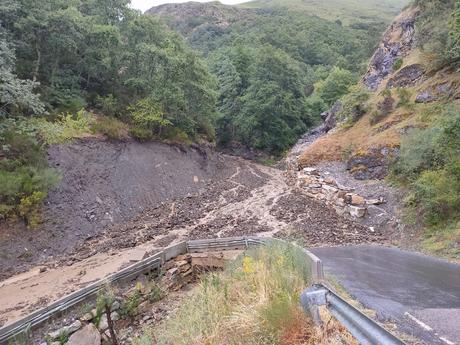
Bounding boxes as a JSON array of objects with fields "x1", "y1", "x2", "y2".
[{"x1": 151, "y1": 241, "x2": 314, "y2": 345}]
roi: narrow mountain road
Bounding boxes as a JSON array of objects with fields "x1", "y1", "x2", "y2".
[{"x1": 311, "y1": 245, "x2": 460, "y2": 345}]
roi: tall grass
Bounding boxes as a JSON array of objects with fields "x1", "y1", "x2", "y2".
[{"x1": 142, "y1": 241, "x2": 351, "y2": 345}]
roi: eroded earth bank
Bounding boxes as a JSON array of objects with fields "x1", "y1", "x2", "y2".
[{"x1": 0, "y1": 137, "x2": 392, "y2": 327}]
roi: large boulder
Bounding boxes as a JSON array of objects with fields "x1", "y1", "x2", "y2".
[{"x1": 67, "y1": 324, "x2": 101, "y2": 345}]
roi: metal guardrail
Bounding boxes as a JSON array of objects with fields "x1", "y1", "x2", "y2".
[
  {"x1": 0, "y1": 236, "x2": 406, "y2": 345},
  {"x1": 0, "y1": 237, "x2": 264, "y2": 343},
  {"x1": 301, "y1": 284, "x2": 406, "y2": 345}
]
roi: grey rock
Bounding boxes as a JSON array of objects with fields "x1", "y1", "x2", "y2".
[
  {"x1": 48, "y1": 320, "x2": 82, "y2": 340},
  {"x1": 362, "y1": 12, "x2": 417, "y2": 91},
  {"x1": 387, "y1": 64, "x2": 424, "y2": 88},
  {"x1": 348, "y1": 205, "x2": 367, "y2": 218},
  {"x1": 67, "y1": 324, "x2": 101, "y2": 345},
  {"x1": 415, "y1": 90, "x2": 436, "y2": 103},
  {"x1": 317, "y1": 100, "x2": 342, "y2": 134},
  {"x1": 81, "y1": 312, "x2": 94, "y2": 322}
]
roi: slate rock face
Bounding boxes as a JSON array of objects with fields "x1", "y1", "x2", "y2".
[
  {"x1": 386, "y1": 64, "x2": 425, "y2": 88},
  {"x1": 346, "y1": 147, "x2": 400, "y2": 180},
  {"x1": 415, "y1": 82, "x2": 455, "y2": 103},
  {"x1": 362, "y1": 8, "x2": 419, "y2": 91}
]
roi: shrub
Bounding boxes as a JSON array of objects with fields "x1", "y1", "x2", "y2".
[
  {"x1": 162, "y1": 127, "x2": 191, "y2": 144},
  {"x1": 393, "y1": 127, "x2": 444, "y2": 178},
  {"x1": 130, "y1": 126, "x2": 153, "y2": 142},
  {"x1": 396, "y1": 88, "x2": 411, "y2": 107},
  {"x1": 393, "y1": 58, "x2": 403, "y2": 70},
  {"x1": 91, "y1": 116, "x2": 127, "y2": 140},
  {"x1": 129, "y1": 98, "x2": 172, "y2": 136},
  {"x1": 414, "y1": 158, "x2": 460, "y2": 224},
  {"x1": 370, "y1": 92, "x2": 394, "y2": 125},
  {"x1": 29, "y1": 109, "x2": 92, "y2": 144},
  {"x1": 394, "y1": 108, "x2": 460, "y2": 227},
  {"x1": 0, "y1": 121, "x2": 60, "y2": 227},
  {"x1": 18, "y1": 191, "x2": 47, "y2": 228},
  {"x1": 120, "y1": 288, "x2": 141, "y2": 318},
  {"x1": 152, "y1": 241, "x2": 312, "y2": 345},
  {"x1": 147, "y1": 282, "x2": 165, "y2": 303},
  {"x1": 95, "y1": 94, "x2": 121, "y2": 116},
  {"x1": 337, "y1": 85, "x2": 370, "y2": 123}
]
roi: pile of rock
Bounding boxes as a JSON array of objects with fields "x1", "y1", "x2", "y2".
[
  {"x1": 162, "y1": 254, "x2": 194, "y2": 290},
  {"x1": 297, "y1": 167, "x2": 385, "y2": 218}
]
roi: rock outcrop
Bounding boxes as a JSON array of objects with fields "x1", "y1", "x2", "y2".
[
  {"x1": 386, "y1": 64, "x2": 425, "y2": 88},
  {"x1": 362, "y1": 7, "x2": 419, "y2": 91},
  {"x1": 415, "y1": 81, "x2": 457, "y2": 103},
  {"x1": 346, "y1": 147, "x2": 400, "y2": 180},
  {"x1": 318, "y1": 100, "x2": 342, "y2": 134}
]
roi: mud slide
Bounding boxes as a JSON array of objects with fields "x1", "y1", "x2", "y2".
[{"x1": 0, "y1": 138, "x2": 383, "y2": 328}]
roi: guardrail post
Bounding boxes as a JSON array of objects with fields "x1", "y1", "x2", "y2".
[{"x1": 300, "y1": 284, "x2": 327, "y2": 325}]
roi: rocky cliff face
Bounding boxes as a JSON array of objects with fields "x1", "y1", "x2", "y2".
[
  {"x1": 362, "y1": 7, "x2": 419, "y2": 91},
  {"x1": 293, "y1": 6, "x2": 426, "y2": 180}
]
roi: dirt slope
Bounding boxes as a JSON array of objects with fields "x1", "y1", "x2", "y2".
[
  {"x1": 0, "y1": 140, "x2": 231, "y2": 279},
  {"x1": 0, "y1": 139, "x2": 384, "y2": 327}
]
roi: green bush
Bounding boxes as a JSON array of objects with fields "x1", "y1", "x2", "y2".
[
  {"x1": 0, "y1": 121, "x2": 60, "y2": 227},
  {"x1": 393, "y1": 127, "x2": 444, "y2": 178},
  {"x1": 29, "y1": 109, "x2": 92, "y2": 144},
  {"x1": 337, "y1": 85, "x2": 370, "y2": 123},
  {"x1": 91, "y1": 116, "x2": 127, "y2": 140},
  {"x1": 393, "y1": 57, "x2": 403, "y2": 70},
  {"x1": 415, "y1": 158, "x2": 460, "y2": 224},
  {"x1": 95, "y1": 94, "x2": 121, "y2": 116},
  {"x1": 394, "y1": 108, "x2": 460, "y2": 226},
  {"x1": 129, "y1": 98, "x2": 172, "y2": 136},
  {"x1": 147, "y1": 282, "x2": 165, "y2": 303},
  {"x1": 396, "y1": 88, "x2": 412, "y2": 107},
  {"x1": 162, "y1": 127, "x2": 191, "y2": 144},
  {"x1": 130, "y1": 126, "x2": 153, "y2": 142},
  {"x1": 120, "y1": 289, "x2": 141, "y2": 318},
  {"x1": 18, "y1": 191, "x2": 47, "y2": 228}
]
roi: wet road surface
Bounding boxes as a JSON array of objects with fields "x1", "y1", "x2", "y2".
[{"x1": 311, "y1": 245, "x2": 460, "y2": 345}]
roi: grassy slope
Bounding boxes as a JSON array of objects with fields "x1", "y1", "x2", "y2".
[
  {"x1": 238, "y1": 0, "x2": 408, "y2": 24},
  {"x1": 142, "y1": 242, "x2": 358, "y2": 345}
]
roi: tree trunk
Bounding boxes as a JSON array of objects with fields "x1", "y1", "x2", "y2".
[
  {"x1": 105, "y1": 305, "x2": 118, "y2": 345},
  {"x1": 33, "y1": 43, "x2": 41, "y2": 82}
]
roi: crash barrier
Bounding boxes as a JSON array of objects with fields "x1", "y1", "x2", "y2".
[
  {"x1": 0, "y1": 236, "x2": 405, "y2": 344},
  {"x1": 301, "y1": 284, "x2": 406, "y2": 345}
]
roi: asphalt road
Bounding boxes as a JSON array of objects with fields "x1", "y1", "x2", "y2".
[{"x1": 311, "y1": 245, "x2": 460, "y2": 345}]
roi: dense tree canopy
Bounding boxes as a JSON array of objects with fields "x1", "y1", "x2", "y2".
[
  {"x1": 184, "y1": 7, "x2": 375, "y2": 153},
  {"x1": 1, "y1": 0, "x2": 402, "y2": 153},
  {"x1": 0, "y1": 0, "x2": 216, "y2": 139}
]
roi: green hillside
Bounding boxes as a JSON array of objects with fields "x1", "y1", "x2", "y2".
[
  {"x1": 147, "y1": 0, "x2": 409, "y2": 154},
  {"x1": 239, "y1": 0, "x2": 407, "y2": 24}
]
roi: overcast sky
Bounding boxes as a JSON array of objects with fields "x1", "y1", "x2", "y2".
[{"x1": 131, "y1": 0, "x2": 247, "y2": 12}]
